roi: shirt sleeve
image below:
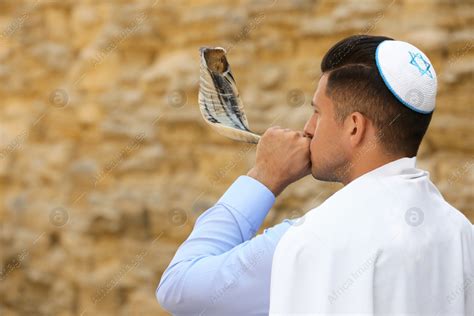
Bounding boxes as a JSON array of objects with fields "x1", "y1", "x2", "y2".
[{"x1": 156, "y1": 175, "x2": 293, "y2": 315}]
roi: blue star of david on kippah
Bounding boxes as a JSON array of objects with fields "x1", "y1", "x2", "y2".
[{"x1": 409, "y1": 51, "x2": 433, "y2": 79}]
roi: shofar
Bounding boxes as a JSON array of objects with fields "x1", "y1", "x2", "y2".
[{"x1": 198, "y1": 47, "x2": 261, "y2": 144}]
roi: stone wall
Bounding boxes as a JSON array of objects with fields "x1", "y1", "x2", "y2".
[{"x1": 0, "y1": 0, "x2": 472, "y2": 315}]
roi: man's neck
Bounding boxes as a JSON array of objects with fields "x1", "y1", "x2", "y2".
[{"x1": 341, "y1": 153, "x2": 405, "y2": 186}]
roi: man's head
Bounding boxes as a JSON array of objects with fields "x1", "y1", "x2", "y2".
[{"x1": 303, "y1": 35, "x2": 434, "y2": 183}]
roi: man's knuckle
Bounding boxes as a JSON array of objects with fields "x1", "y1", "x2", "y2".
[
  {"x1": 264, "y1": 128, "x2": 274, "y2": 135},
  {"x1": 290, "y1": 132, "x2": 299, "y2": 138}
]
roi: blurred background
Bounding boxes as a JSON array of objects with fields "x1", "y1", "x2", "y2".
[{"x1": 0, "y1": 0, "x2": 472, "y2": 315}]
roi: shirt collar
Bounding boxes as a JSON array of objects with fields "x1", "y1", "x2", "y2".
[
  {"x1": 363, "y1": 156, "x2": 418, "y2": 178},
  {"x1": 310, "y1": 157, "x2": 422, "y2": 213},
  {"x1": 345, "y1": 156, "x2": 421, "y2": 189}
]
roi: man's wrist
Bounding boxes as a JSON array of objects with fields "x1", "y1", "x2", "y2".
[{"x1": 246, "y1": 167, "x2": 285, "y2": 197}]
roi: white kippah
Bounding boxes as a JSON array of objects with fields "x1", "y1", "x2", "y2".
[{"x1": 375, "y1": 40, "x2": 437, "y2": 114}]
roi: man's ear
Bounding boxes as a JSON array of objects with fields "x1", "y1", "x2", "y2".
[{"x1": 345, "y1": 112, "x2": 368, "y2": 148}]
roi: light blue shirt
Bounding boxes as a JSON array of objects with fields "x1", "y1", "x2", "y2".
[{"x1": 156, "y1": 175, "x2": 294, "y2": 315}]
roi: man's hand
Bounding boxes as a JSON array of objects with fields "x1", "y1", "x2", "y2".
[{"x1": 247, "y1": 126, "x2": 312, "y2": 197}]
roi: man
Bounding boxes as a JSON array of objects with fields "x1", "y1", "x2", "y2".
[
  {"x1": 156, "y1": 35, "x2": 473, "y2": 315},
  {"x1": 269, "y1": 36, "x2": 473, "y2": 315}
]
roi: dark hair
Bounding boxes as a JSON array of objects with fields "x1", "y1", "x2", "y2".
[{"x1": 321, "y1": 35, "x2": 432, "y2": 157}]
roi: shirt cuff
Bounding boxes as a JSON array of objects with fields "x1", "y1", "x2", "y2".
[{"x1": 217, "y1": 175, "x2": 276, "y2": 235}]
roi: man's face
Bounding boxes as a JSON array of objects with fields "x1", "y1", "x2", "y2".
[{"x1": 303, "y1": 74, "x2": 349, "y2": 182}]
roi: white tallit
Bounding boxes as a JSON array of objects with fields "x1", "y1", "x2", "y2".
[{"x1": 270, "y1": 157, "x2": 474, "y2": 315}]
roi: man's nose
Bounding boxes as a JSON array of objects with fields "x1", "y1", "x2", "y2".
[{"x1": 303, "y1": 119, "x2": 314, "y2": 138}]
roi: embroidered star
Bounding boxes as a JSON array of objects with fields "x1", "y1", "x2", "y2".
[{"x1": 409, "y1": 51, "x2": 433, "y2": 79}]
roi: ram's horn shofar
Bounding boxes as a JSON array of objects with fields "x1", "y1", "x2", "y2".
[{"x1": 198, "y1": 47, "x2": 261, "y2": 143}]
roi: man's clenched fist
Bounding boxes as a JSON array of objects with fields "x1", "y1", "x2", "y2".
[{"x1": 247, "y1": 126, "x2": 312, "y2": 197}]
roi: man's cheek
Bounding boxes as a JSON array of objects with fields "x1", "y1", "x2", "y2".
[{"x1": 309, "y1": 139, "x2": 318, "y2": 157}]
